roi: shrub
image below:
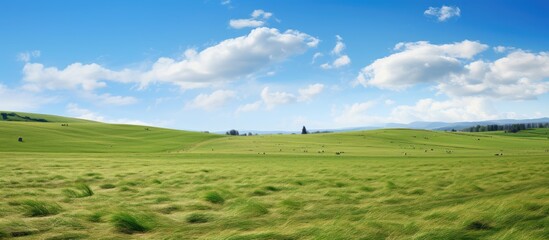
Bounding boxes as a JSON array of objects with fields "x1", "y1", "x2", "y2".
[
  {"x1": 158, "y1": 205, "x2": 181, "y2": 214},
  {"x1": 100, "y1": 183, "x2": 116, "y2": 189},
  {"x1": 186, "y1": 213, "x2": 210, "y2": 223},
  {"x1": 21, "y1": 200, "x2": 62, "y2": 217},
  {"x1": 264, "y1": 186, "x2": 280, "y2": 192},
  {"x1": 466, "y1": 220, "x2": 493, "y2": 230},
  {"x1": 205, "y1": 192, "x2": 225, "y2": 204},
  {"x1": 111, "y1": 212, "x2": 153, "y2": 234},
  {"x1": 251, "y1": 190, "x2": 268, "y2": 196}
]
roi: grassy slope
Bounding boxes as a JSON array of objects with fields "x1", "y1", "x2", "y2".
[
  {"x1": 0, "y1": 121, "x2": 223, "y2": 153},
  {"x1": 0, "y1": 113, "x2": 548, "y2": 239}
]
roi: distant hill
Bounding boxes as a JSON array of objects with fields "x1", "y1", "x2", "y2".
[
  {"x1": 0, "y1": 111, "x2": 223, "y2": 153},
  {"x1": 383, "y1": 118, "x2": 549, "y2": 131}
]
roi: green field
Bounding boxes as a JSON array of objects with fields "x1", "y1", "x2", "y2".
[{"x1": 0, "y1": 113, "x2": 548, "y2": 239}]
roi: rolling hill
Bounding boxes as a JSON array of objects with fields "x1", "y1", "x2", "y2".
[{"x1": 0, "y1": 112, "x2": 222, "y2": 153}]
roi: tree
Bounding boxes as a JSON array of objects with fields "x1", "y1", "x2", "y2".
[
  {"x1": 226, "y1": 129, "x2": 239, "y2": 136},
  {"x1": 301, "y1": 126, "x2": 308, "y2": 134}
]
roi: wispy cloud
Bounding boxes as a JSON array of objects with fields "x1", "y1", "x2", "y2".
[
  {"x1": 185, "y1": 90, "x2": 236, "y2": 111},
  {"x1": 424, "y1": 6, "x2": 461, "y2": 22},
  {"x1": 229, "y1": 9, "x2": 273, "y2": 29}
]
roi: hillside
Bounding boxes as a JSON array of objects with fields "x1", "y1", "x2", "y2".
[
  {"x1": 1, "y1": 113, "x2": 548, "y2": 239},
  {"x1": 2, "y1": 112, "x2": 548, "y2": 156},
  {"x1": 0, "y1": 113, "x2": 223, "y2": 153},
  {"x1": 190, "y1": 128, "x2": 549, "y2": 157}
]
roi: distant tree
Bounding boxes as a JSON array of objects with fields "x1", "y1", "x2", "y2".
[
  {"x1": 301, "y1": 126, "x2": 308, "y2": 134},
  {"x1": 226, "y1": 129, "x2": 239, "y2": 136}
]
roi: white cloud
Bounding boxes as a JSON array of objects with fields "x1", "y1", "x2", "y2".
[
  {"x1": 384, "y1": 99, "x2": 395, "y2": 105},
  {"x1": 331, "y1": 35, "x2": 345, "y2": 55},
  {"x1": 66, "y1": 103, "x2": 105, "y2": 122},
  {"x1": 221, "y1": 0, "x2": 231, "y2": 5},
  {"x1": 437, "y1": 50, "x2": 549, "y2": 99},
  {"x1": 186, "y1": 90, "x2": 236, "y2": 111},
  {"x1": 333, "y1": 55, "x2": 351, "y2": 67},
  {"x1": 391, "y1": 97, "x2": 498, "y2": 123},
  {"x1": 311, "y1": 52, "x2": 323, "y2": 64},
  {"x1": 66, "y1": 103, "x2": 150, "y2": 125},
  {"x1": 334, "y1": 101, "x2": 379, "y2": 126},
  {"x1": 261, "y1": 87, "x2": 296, "y2": 109},
  {"x1": 298, "y1": 83, "x2": 324, "y2": 101},
  {"x1": 229, "y1": 9, "x2": 273, "y2": 29},
  {"x1": 17, "y1": 50, "x2": 41, "y2": 62},
  {"x1": 424, "y1": 6, "x2": 461, "y2": 22},
  {"x1": 493, "y1": 46, "x2": 509, "y2": 53},
  {"x1": 238, "y1": 83, "x2": 324, "y2": 112},
  {"x1": 22, "y1": 27, "x2": 318, "y2": 91},
  {"x1": 229, "y1": 19, "x2": 265, "y2": 29},
  {"x1": 0, "y1": 84, "x2": 53, "y2": 111},
  {"x1": 92, "y1": 93, "x2": 138, "y2": 106},
  {"x1": 251, "y1": 9, "x2": 272, "y2": 19},
  {"x1": 355, "y1": 40, "x2": 488, "y2": 90},
  {"x1": 236, "y1": 100, "x2": 262, "y2": 113},
  {"x1": 321, "y1": 35, "x2": 351, "y2": 69},
  {"x1": 22, "y1": 62, "x2": 134, "y2": 91},
  {"x1": 142, "y1": 27, "x2": 319, "y2": 89}
]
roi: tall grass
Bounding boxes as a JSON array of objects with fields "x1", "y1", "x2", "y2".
[
  {"x1": 63, "y1": 183, "x2": 94, "y2": 198},
  {"x1": 111, "y1": 212, "x2": 154, "y2": 234},
  {"x1": 21, "y1": 200, "x2": 62, "y2": 217}
]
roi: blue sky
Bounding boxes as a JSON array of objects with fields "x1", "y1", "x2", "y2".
[{"x1": 1, "y1": 0, "x2": 548, "y2": 131}]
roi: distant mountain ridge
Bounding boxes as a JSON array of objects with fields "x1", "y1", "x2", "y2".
[{"x1": 385, "y1": 118, "x2": 549, "y2": 131}]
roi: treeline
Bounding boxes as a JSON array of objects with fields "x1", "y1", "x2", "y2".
[
  {"x1": 462, "y1": 122, "x2": 549, "y2": 133},
  {"x1": 1, "y1": 112, "x2": 48, "y2": 122}
]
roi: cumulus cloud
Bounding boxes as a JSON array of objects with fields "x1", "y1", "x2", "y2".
[
  {"x1": 298, "y1": 83, "x2": 324, "y2": 102},
  {"x1": 391, "y1": 97, "x2": 498, "y2": 123},
  {"x1": 186, "y1": 90, "x2": 236, "y2": 111},
  {"x1": 66, "y1": 103, "x2": 105, "y2": 122},
  {"x1": 260, "y1": 87, "x2": 296, "y2": 109},
  {"x1": 355, "y1": 40, "x2": 488, "y2": 90},
  {"x1": 229, "y1": 9, "x2": 273, "y2": 29},
  {"x1": 17, "y1": 50, "x2": 41, "y2": 62},
  {"x1": 21, "y1": 28, "x2": 318, "y2": 92},
  {"x1": 142, "y1": 27, "x2": 318, "y2": 89},
  {"x1": 236, "y1": 100, "x2": 262, "y2": 113},
  {"x1": 240, "y1": 83, "x2": 324, "y2": 111},
  {"x1": 438, "y1": 50, "x2": 549, "y2": 99},
  {"x1": 334, "y1": 101, "x2": 379, "y2": 126},
  {"x1": 91, "y1": 93, "x2": 138, "y2": 106},
  {"x1": 331, "y1": 35, "x2": 345, "y2": 55},
  {"x1": 66, "y1": 103, "x2": 150, "y2": 125},
  {"x1": 424, "y1": 6, "x2": 461, "y2": 22},
  {"x1": 22, "y1": 62, "x2": 134, "y2": 91},
  {"x1": 357, "y1": 41, "x2": 549, "y2": 99},
  {"x1": 321, "y1": 35, "x2": 351, "y2": 69},
  {"x1": 0, "y1": 84, "x2": 53, "y2": 111}
]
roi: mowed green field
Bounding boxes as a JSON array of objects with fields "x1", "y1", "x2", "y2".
[{"x1": 0, "y1": 115, "x2": 548, "y2": 239}]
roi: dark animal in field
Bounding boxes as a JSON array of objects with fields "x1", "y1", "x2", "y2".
[{"x1": 18, "y1": 137, "x2": 23, "y2": 142}]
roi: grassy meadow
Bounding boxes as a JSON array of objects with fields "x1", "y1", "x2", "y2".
[{"x1": 0, "y1": 114, "x2": 548, "y2": 239}]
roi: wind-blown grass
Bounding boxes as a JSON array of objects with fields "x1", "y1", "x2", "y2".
[
  {"x1": 0, "y1": 115, "x2": 548, "y2": 239},
  {"x1": 111, "y1": 212, "x2": 154, "y2": 234},
  {"x1": 21, "y1": 200, "x2": 62, "y2": 217}
]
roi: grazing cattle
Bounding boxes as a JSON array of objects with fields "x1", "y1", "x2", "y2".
[{"x1": 18, "y1": 137, "x2": 23, "y2": 142}]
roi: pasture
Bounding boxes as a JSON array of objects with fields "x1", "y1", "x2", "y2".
[{"x1": 0, "y1": 117, "x2": 548, "y2": 239}]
